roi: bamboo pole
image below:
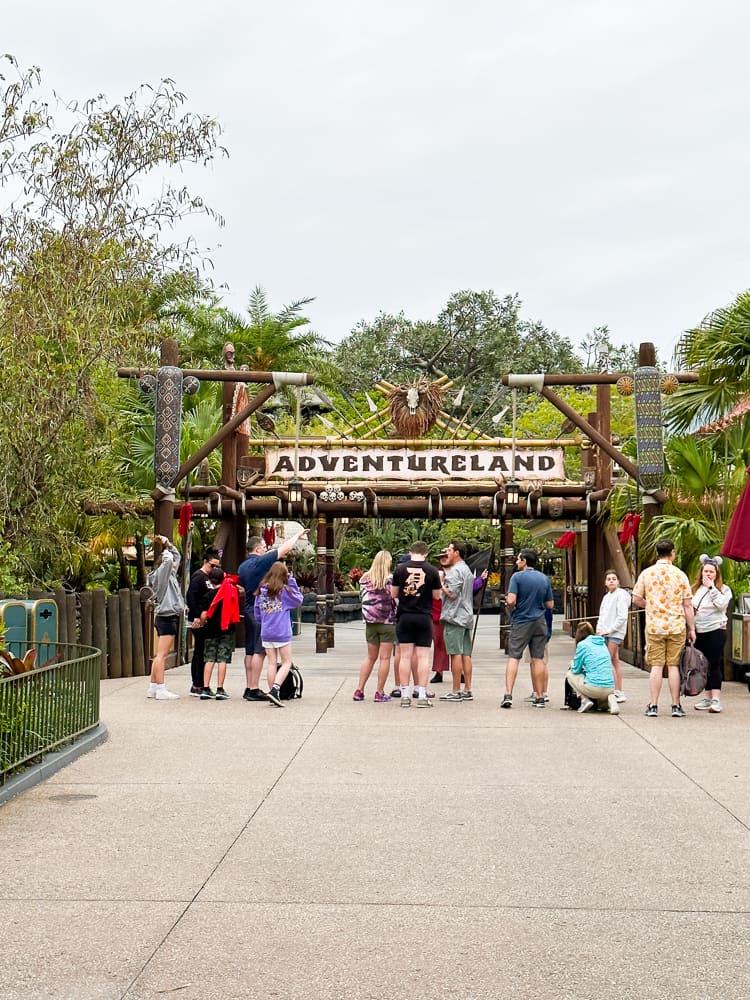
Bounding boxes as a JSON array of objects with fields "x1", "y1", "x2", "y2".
[
  {"x1": 248, "y1": 436, "x2": 580, "y2": 448},
  {"x1": 118, "y1": 588, "x2": 133, "y2": 678},
  {"x1": 92, "y1": 589, "x2": 107, "y2": 679},
  {"x1": 118, "y1": 367, "x2": 315, "y2": 385},
  {"x1": 131, "y1": 590, "x2": 146, "y2": 677},
  {"x1": 107, "y1": 594, "x2": 122, "y2": 679}
]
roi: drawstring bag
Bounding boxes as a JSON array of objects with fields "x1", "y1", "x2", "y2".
[{"x1": 679, "y1": 642, "x2": 709, "y2": 697}]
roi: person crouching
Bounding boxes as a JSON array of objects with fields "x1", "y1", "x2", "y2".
[{"x1": 567, "y1": 622, "x2": 619, "y2": 715}]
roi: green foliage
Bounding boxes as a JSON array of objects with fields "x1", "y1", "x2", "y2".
[
  {"x1": 332, "y1": 290, "x2": 583, "y2": 435},
  {"x1": 667, "y1": 290, "x2": 750, "y2": 433},
  {"x1": 0, "y1": 57, "x2": 223, "y2": 586},
  {"x1": 178, "y1": 285, "x2": 334, "y2": 382},
  {"x1": 578, "y1": 325, "x2": 640, "y2": 372},
  {"x1": 605, "y1": 426, "x2": 750, "y2": 592},
  {"x1": 0, "y1": 535, "x2": 24, "y2": 595},
  {"x1": 336, "y1": 519, "x2": 443, "y2": 574}
]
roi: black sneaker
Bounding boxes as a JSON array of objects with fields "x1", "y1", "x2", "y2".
[
  {"x1": 500, "y1": 694, "x2": 513, "y2": 709},
  {"x1": 532, "y1": 696, "x2": 546, "y2": 708},
  {"x1": 242, "y1": 688, "x2": 252, "y2": 700},
  {"x1": 267, "y1": 686, "x2": 284, "y2": 707},
  {"x1": 644, "y1": 704, "x2": 658, "y2": 717},
  {"x1": 430, "y1": 673, "x2": 443, "y2": 683},
  {"x1": 215, "y1": 688, "x2": 229, "y2": 700},
  {"x1": 200, "y1": 688, "x2": 215, "y2": 700},
  {"x1": 245, "y1": 688, "x2": 268, "y2": 702},
  {"x1": 390, "y1": 688, "x2": 401, "y2": 699},
  {"x1": 189, "y1": 685, "x2": 203, "y2": 698},
  {"x1": 671, "y1": 704, "x2": 686, "y2": 718}
]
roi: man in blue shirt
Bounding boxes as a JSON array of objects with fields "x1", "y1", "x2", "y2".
[
  {"x1": 500, "y1": 549, "x2": 554, "y2": 710},
  {"x1": 238, "y1": 528, "x2": 309, "y2": 701}
]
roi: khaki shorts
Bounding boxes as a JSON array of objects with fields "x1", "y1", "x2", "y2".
[
  {"x1": 365, "y1": 622, "x2": 396, "y2": 645},
  {"x1": 645, "y1": 630, "x2": 686, "y2": 669}
]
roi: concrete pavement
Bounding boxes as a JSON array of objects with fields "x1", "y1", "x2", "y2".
[{"x1": 1, "y1": 616, "x2": 749, "y2": 999}]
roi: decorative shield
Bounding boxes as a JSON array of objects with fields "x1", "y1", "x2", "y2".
[{"x1": 388, "y1": 378, "x2": 444, "y2": 437}]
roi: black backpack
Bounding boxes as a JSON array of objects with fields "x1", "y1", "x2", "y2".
[
  {"x1": 278, "y1": 663, "x2": 303, "y2": 700},
  {"x1": 564, "y1": 676, "x2": 582, "y2": 710}
]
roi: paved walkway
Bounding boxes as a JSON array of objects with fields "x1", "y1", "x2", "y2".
[{"x1": 1, "y1": 617, "x2": 750, "y2": 999}]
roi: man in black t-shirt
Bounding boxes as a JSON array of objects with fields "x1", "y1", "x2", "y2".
[
  {"x1": 185, "y1": 547, "x2": 221, "y2": 696},
  {"x1": 391, "y1": 541, "x2": 442, "y2": 708}
]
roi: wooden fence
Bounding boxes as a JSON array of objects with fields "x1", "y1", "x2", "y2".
[{"x1": 23, "y1": 588, "x2": 161, "y2": 680}]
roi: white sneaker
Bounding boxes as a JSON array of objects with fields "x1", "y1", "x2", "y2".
[
  {"x1": 708, "y1": 699, "x2": 722, "y2": 713},
  {"x1": 146, "y1": 687, "x2": 156, "y2": 699},
  {"x1": 614, "y1": 690, "x2": 627, "y2": 703},
  {"x1": 155, "y1": 688, "x2": 179, "y2": 701},
  {"x1": 607, "y1": 693, "x2": 620, "y2": 715},
  {"x1": 577, "y1": 697, "x2": 594, "y2": 714},
  {"x1": 694, "y1": 697, "x2": 712, "y2": 711}
]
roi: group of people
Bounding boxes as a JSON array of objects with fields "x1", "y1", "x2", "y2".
[
  {"x1": 147, "y1": 527, "x2": 310, "y2": 705},
  {"x1": 353, "y1": 539, "x2": 485, "y2": 707},
  {"x1": 146, "y1": 528, "x2": 732, "y2": 717},
  {"x1": 506, "y1": 538, "x2": 731, "y2": 718}
]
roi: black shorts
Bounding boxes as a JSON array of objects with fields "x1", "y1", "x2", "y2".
[
  {"x1": 155, "y1": 614, "x2": 180, "y2": 637},
  {"x1": 244, "y1": 612, "x2": 265, "y2": 656},
  {"x1": 396, "y1": 612, "x2": 433, "y2": 648}
]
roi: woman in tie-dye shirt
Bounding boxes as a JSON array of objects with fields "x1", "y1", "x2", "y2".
[{"x1": 353, "y1": 550, "x2": 397, "y2": 702}]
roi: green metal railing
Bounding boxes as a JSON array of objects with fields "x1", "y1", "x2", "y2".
[{"x1": 0, "y1": 643, "x2": 101, "y2": 785}]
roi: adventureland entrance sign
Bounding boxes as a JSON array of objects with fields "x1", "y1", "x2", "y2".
[{"x1": 265, "y1": 447, "x2": 566, "y2": 482}]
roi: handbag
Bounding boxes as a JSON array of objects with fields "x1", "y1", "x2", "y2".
[{"x1": 679, "y1": 641, "x2": 709, "y2": 697}]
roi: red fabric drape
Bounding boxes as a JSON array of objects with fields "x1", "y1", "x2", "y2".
[
  {"x1": 178, "y1": 502, "x2": 193, "y2": 538},
  {"x1": 722, "y1": 470, "x2": 750, "y2": 561},
  {"x1": 554, "y1": 530, "x2": 577, "y2": 549}
]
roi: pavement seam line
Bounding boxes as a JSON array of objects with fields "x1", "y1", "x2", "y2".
[
  {"x1": 118, "y1": 677, "x2": 346, "y2": 1000},
  {"x1": 620, "y1": 716, "x2": 750, "y2": 835}
]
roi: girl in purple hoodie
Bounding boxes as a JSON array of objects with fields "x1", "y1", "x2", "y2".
[{"x1": 254, "y1": 562, "x2": 304, "y2": 707}]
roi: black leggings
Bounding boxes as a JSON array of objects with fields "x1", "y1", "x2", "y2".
[{"x1": 694, "y1": 628, "x2": 726, "y2": 691}]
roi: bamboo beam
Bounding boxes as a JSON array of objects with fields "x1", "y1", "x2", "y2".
[
  {"x1": 97, "y1": 497, "x2": 592, "y2": 518},
  {"x1": 118, "y1": 367, "x2": 315, "y2": 385},
  {"x1": 501, "y1": 371, "x2": 698, "y2": 386},
  {"x1": 246, "y1": 437, "x2": 580, "y2": 449}
]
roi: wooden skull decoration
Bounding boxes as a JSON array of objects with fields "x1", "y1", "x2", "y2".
[{"x1": 388, "y1": 378, "x2": 444, "y2": 437}]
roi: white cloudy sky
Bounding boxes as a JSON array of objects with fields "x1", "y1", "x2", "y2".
[{"x1": 4, "y1": 1, "x2": 750, "y2": 365}]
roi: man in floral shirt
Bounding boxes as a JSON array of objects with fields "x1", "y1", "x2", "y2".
[{"x1": 633, "y1": 538, "x2": 696, "y2": 718}]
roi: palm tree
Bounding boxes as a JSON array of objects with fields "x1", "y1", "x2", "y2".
[
  {"x1": 667, "y1": 290, "x2": 750, "y2": 434},
  {"x1": 179, "y1": 286, "x2": 331, "y2": 373}
]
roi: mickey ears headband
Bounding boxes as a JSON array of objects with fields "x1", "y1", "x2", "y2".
[{"x1": 699, "y1": 553, "x2": 723, "y2": 567}]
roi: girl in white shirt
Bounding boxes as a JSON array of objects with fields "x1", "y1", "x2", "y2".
[
  {"x1": 596, "y1": 570, "x2": 632, "y2": 703},
  {"x1": 691, "y1": 555, "x2": 732, "y2": 714}
]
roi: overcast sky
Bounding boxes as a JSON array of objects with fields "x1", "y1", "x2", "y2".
[{"x1": 5, "y1": 1, "x2": 750, "y2": 366}]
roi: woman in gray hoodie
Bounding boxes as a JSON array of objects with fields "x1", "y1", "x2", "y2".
[{"x1": 146, "y1": 535, "x2": 185, "y2": 700}]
